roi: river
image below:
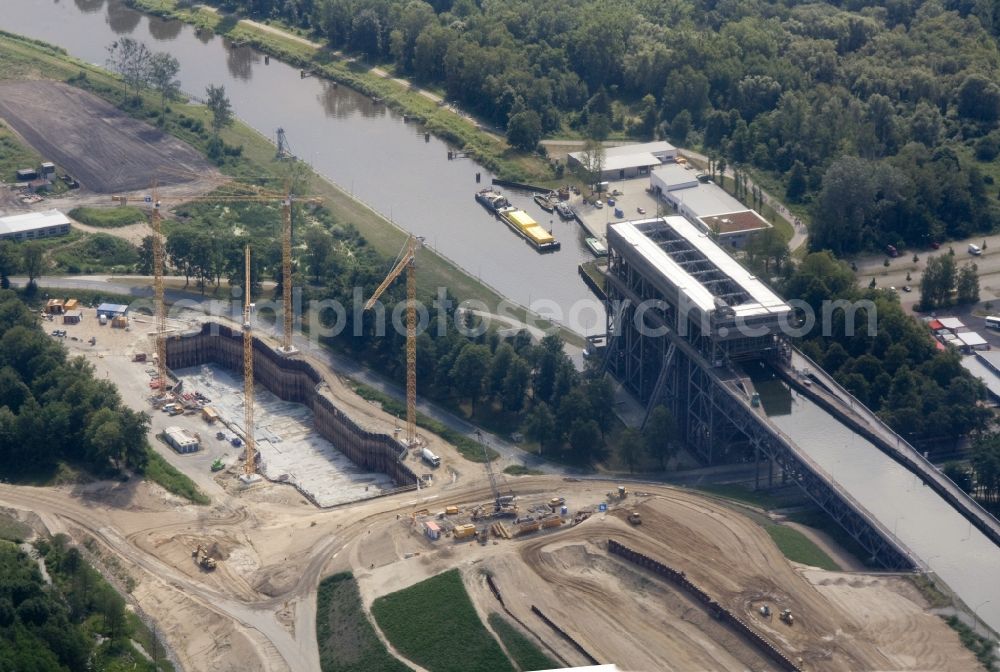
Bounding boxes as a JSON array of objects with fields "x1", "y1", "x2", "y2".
[{"x1": 0, "y1": 0, "x2": 604, "y2": 335}]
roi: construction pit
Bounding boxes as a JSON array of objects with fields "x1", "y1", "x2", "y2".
[
  {"x1": 174, "y1": 363, "x2": 396, "y2": 507},
  {"x1": 6, "y1": 304, "x2": 982, "y2": 672}
]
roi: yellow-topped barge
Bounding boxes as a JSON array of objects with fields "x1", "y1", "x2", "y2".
[{"x1": 497, "y1": 207, "x2": 560, "y2": 252}]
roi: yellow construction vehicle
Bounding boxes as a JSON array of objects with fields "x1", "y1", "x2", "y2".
[
  {"x1": 779, "y1": 609, "x2": 794, "y2": 626},
  {"x1": 627, "y1": 510, "x2": 642, "y2": 525},
  {"x1": 192, "y1": 544, "x2": 217, "y2": 570}
]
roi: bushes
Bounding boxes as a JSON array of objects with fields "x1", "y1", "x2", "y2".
[
  {"x1": 68, "y1": 206, "x2": 146, "y2": 228},
  {"x1": 143, "y1": 448, "x2": 209, "y2": 505},
  {"x1": 487, "y1": 613, "x2": 558, "y2": 671}
]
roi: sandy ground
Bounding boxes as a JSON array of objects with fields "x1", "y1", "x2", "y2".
[
  {"x1": 3, "y1": 310, "x2": 980, "y2": 672},
  {"x1": 0, "y1": 81, "x2": 212, "y2": 193}
]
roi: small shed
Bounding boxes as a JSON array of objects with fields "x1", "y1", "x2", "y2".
[
  {"x1": 15, "y1": 168, "x2": 37, "y2": 181},
  {"x1": 96, "y1": 303, "x2": 129, "y2": 319},
  {"x1": 40, "y1": 162, "x2": 55, "y2": 177},
  {"x1": 958, "y1": 331, "x2": 989, "y2": 352},
  {"x1": 62, "y1": 310, "x2": 82, "y2": 325},
  {"x1": 165, "y1": 426, "x2": 199, "y2": 454},
  {"x1": 424, "y1": 520, "x2": 441, "y2": 540},
  {"x1": 45, "y1": 299, "x2": 64, "y2": 314},
  {"x1": 63, "y1": 298, "x2": 79, "y2": 311},
  {"x1": 201, "y1": 406, "x2": 220, "y2": 423},
  {"x1": 938, "y1": 317, "x2": 965, "y2": 332},
  {"x1": 111, "y1": 315, "x2": 128, "y2": 329}
]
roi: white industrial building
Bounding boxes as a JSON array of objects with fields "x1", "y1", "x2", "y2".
[
  {"x1": 0, "y1": 209, "x2": 71, "y2": 241},
  {"x1": 568, "y1": 141, "x2": 676, "y2": 181},
  {"x1": 650, "y1": 164, "x2": 770, "y2": 248},
  {"x1": 164, "y1": 426, "x2": 200, "y2": 454}
]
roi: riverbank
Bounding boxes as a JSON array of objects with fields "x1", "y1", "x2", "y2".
[{"x1": 123, "y1": 0, "x2": 554, "y2": 184}]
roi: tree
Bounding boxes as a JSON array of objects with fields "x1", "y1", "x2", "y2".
[
  {"x1": 618, "y1": 428, "x2": 644, "y2": 473},
  {"x1": 21, "y1": 243, "x2": 45, "y2": 286},
  {"x1": 501, "y1": 357, "x2": 530, "y2": 412},
  {"x1": 205, "y1": 84, "x2": 233, "y2": 137},
  {"x1": 506, "y1": 110, "x2": 542, "y2": 152},
  {"x1": 643, "y1": 406, "x2": 678, "y2": 469},
  {"x1": 576, "y1": 139, "x2": 605, "y2": 192},
  {"x1": 785, "y1": 160, "x2": 807, "y2": 202},
  {"x1": 919, "y1": 254, "x2": 957, "y2": 310},
  {"x1": 669, "y1": 110, "x2": 692, "y2": 145},
  {"x1": 148, "y1": 52, "x2": 180, "y2": 117},
  {"x1": 450, "y1": 343, "x2": 491, "y2": 411},
  {"x1": 137, "y1": 235, "x2": 155, "y2": 276},
  {"x1": 568, "y1": 418, "x2": 601, "y2": 462},
  {"x1": 486, "y1": 343, "x2": 514, "y2": 398},
  {"x1": 0, "y1": 241, "x2": 19, "y2": 289},
  {"x1": 304, "y1": 228, "x2": 334, "y2": 283},
  {"x1": 106, "y1": 38, "x2": 152, "y2": 102},
  {"x1": 524, "y1": 401, "x2": 557, "y2": 450},
  {"x1": 956, "y1": 263, "x2": 980, "y2": 305}
]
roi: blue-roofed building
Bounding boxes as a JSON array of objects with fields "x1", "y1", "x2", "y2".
[{"x1": 96, "y1": 303, "x2": 128, "y2": 318}]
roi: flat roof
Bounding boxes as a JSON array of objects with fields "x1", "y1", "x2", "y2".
[
  {"x1": 699, "y1": 210, "x2": 770, "y2": 235},
  {"x1": 667, "y1": 182, "x2": 747, "y2": 218},
  {"x1": 611, "y1": 217, "x2": 790, "y2": 317},
  {"x1": 958, "y1": 331, "x2": 988, "y2": 347},
  {"x1": 602, "y1": 151, "x2": 661, "y2": 172},
  {"x1": 652, "y1": 162, "x2": 700, "y2": 189},
  {"x1": 939, "y1": 317, "x2": 965, "y2": 330},
  {"x1": 603, "y1": 141, "x2": 675, "y2": 157},
  {"x1": 97, "y1": 303, "x2": 129, "y2": 313},
  {"x1": 0, "y1": 209, "x2": 70, "y2": 235},
  {"x1": 962, "y1": 355, "x2": 1000, "y2": 400}
]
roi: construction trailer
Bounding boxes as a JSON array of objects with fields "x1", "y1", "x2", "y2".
[
  {"x1": 164, "y1": 426, "x2": 199, "y2": 454},
  {"x1": 45, "y1": 299, "x2": 64, "y2": 314},
  {"x1": 62, "y1": 310, "x2": 82, "y2": 325}
]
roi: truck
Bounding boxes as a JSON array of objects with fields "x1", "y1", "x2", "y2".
[
  {"x1": 421, "y1": 447, "x2": 441, "y2": 467},
  {"x1": 452, "y1": 523, "x2": 477, "y2": 540},
  {"x1": 969, "y1": 243, "x2": 983, "y2": 256}
]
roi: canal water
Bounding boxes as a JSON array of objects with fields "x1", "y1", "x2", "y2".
[
  {"x1": 0, "y1": 0, "x2": 604, "y2": 335},
  {"x1": 757, "y1": 369, "x2": 1000, "y2": 633}
]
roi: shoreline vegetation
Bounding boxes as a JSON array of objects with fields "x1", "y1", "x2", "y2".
[{"x1": 123, "y1": 0, "x2": 556, "y2": 185}]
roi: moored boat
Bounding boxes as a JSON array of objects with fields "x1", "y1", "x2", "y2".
[
  {"x1": 585, "y1": 237, "x2": 608, "y2": 257},
  {"x1": 533, "y1": 193, "x2": 556, "y2": 212},
  {"x1": 555, "y1": 202, "x2": 574, "y2": 220},
  {"x1": 498, "y1": 207, "x2": 561, "y2": 252},
  {"x1": 475, "y1": 188, "x2": 510, "y2": 213}
]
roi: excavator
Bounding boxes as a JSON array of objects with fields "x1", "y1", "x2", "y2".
[{"x1": 192, "y1": 544, "x2": 217, "y2": 570}]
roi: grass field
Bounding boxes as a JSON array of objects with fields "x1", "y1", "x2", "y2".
[
  {"x1": 0, "y1": 120, "x2": 40, "y2": 181},
  {"x1": 51, "y1": 232, "x2": 139, "y2": 273},
  {"x1": 487, "y1": 613, "x2": 559, "y2": 672},
  {"x1": 763, "y1": 524, "x2": 840, "y2": 571},
  {"x1": 503, "y1": 465, "x2": 544, "y2": 476},
  {"x1": 69, "y1": 206, "x2": 147, "y2": 228},
  {"x1": 372, "y1": 569, "x2": 514, "y2": 672},
  {"x1": 316, "y1": 572, "x2": 408, "y2": 672},
  {"x1": 144, "y1": 445, "x2": 210, "y2": 505}
]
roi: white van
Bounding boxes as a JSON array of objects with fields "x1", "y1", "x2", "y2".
[{"x1": 969, "y1": 244, "x2": 983, "y2": 256}]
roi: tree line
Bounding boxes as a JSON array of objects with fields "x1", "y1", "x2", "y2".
[{"x1": 0, "y1": 291, "x2": 151, "y2": 477}]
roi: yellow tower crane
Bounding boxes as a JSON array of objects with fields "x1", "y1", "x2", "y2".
[
  {"x1": 241, "y1": 244, "x2": 260, "y2": 482},
  {"x1": 365, "y1": 235, "x2": 421, "y2": 446},
  {"x1": 119, "y1": 179, "x2": 318, "y2": 396}
]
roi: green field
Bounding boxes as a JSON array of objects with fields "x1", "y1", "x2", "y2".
[
  {"x1": 763, "y1": 524, "x2": 840, "y2": 571},
  {"x1": 0, "y1": 513, "x2": 31, "y2": 543},
  {"x1": 487, "y1": 613, "x2": 559, "y2": 672},
  {"x1": 144, "y1": 446, "x2": 210, "y2": 505},
  {"x1": 316, "y1": 572, "x2": 408, "y2": 672},
  {"x1": 69, "y1": 206, "x2": 147, "y2": 228},
  {"x1": 372, "y1": 569, "x2": 514, "y2": 672},
  {"x1": 51, "y1": 232, "x2": 139, "y2": 273},
  {"x1": 0, "y1": 121, "x2": 40, "y2": 181}
]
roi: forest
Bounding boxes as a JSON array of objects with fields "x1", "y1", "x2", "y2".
[
  {"x1": 0, "y1": 533, "x2": 167, "y2": 671},
  {"x1": 0, "y1": 291, "x2": 151, "y2": 478},
  {"x1": 196, "y1": 0, "x2": 1000, "y2": 252}
]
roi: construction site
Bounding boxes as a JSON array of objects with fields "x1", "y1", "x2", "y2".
[{"x1": 0, "y1": 77, "x2": 990, "y2": 671}]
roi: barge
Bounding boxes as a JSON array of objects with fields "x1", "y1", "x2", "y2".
[
  {"x1": 498, "y1": 207, "x2": 560, "y2": 252},
  {"x1": 585, "y1": 236, "x2": 608, "y2": 257},
  {"x1": 533, "y1": 193, "x2": 557, "y2": 212},
  {"x1": 475, "y1": 188, "x2": 510, "y2": 213}
]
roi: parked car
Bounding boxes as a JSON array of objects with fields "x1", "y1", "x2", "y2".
[
  {"x1": 969, "y1": 243, "x2": 983, "y2": 256},
  {"x1": 886, "y1": 244, "x2": 898, "y2": 257},
  {"x1": 902, "y1": 285, "x2": 912, "y2": 293}
]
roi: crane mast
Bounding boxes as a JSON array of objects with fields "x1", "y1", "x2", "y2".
[
  {"x1": 150, "y1": 181, "x2": 167, "y2": 394},
  {"x1": 281, "y1": 189, "x2": 294, "y2": 353},
  {"x1": 242, "y1": 244, "x2": 257, "y2": 479},
  {"x1": 365, "y1": 235, "x2": 419, "y2": 445}
]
